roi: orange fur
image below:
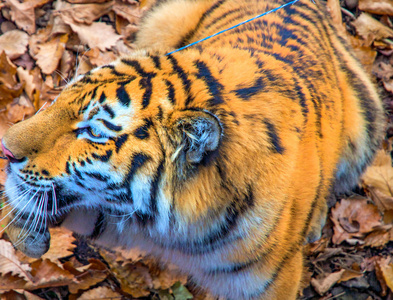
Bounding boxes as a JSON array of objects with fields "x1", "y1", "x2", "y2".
[{"x1": 2, "y1": 0, "x2": 384, "y2": 298}]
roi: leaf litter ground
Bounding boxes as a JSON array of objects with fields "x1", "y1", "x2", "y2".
[{"x1": 0, "y1": 0, "x2": 393, "y2": 299}]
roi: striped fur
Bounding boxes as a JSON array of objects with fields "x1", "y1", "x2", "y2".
[{"x1": 2, "y1": 0, "x2": 385, "y2": 298}]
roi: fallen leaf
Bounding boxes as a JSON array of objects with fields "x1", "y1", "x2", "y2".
[
  {"x1": 58, "y1": 2, "x2": 114, "y2": 25},
  {"x1": 113, "y1": 0, "x2": 142, "y2": 24},
  {"x1": 0, "y1": 30, "x2": 29, "y2": 60},
  {"x1": 331, "y1": 196, "x2": 383, "y2": 244},
  {"x1": 17, "y1": 67, "x2": 36, "y2": 101},
  {"x1": 41, "y1": 228, "x2": 76, "y2": 263},
  {"x1": 63, "y1": 259, "x2": 108, "y2": 294},
  {"x1": 362, "y1": 150, "x2": 393, "y2": 199},
  {"x1": 352, "y1": 13, "x2": 393, "y2": 43},
  {"x1": 63, "y1": 21, "x2": 121, "y2": 52},
  {"x1": 77, "y1": 286, "x2": 122, "y2": 300},
  {"x1": 376, "y1": 257, "x2": 393, "y2": 296},
  {"x1": 35, "y1": 34, "x2": 69, "y2": 75},
  {"x1": 0, "y1": 240, "x2": 32, "y2": 281},
  {"x1": 5, "y1": 0, "x2": 51, "y2": 34},
  {"x1": 311, "y1": 269, "x2": 345, "y2": 295},
  {"x1": 358, "y1": 0, "x2": 393, "y2": 15},
  {"x1": 26, "y1": 259, "x2": 75, "y2": 289}
]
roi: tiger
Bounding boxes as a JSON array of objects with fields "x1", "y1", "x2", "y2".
[{"x1": 0, "y1": 0, "x2": 385, "y2": 298}]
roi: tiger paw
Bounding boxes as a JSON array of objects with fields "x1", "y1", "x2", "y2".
[{"x1": 6, "y1": 225, "x2": 51, "y2": 259}]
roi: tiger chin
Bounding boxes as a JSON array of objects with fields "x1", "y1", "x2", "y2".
[{"x1": 1, "y1": 0, "x2": 385, "y2": 299}]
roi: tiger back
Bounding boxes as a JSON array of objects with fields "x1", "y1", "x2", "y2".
[{"x1": 1, "y1": 0, "x2": 384, "y2": 299}]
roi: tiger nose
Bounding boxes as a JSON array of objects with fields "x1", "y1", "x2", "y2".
[{"x1": 1, "y1": 139, "x2": 24, "y2": 163}]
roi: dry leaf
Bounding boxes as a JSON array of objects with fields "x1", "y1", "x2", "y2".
[
  {"x1": 0, "y1": 30, "x2": 29, "y2": 60},
  {"x1": 5, "y1": 0, "x2": 51, "y2": 34},
  {"x1": 85, "y1": 48, "x2": 117, "y2": 67},
  {"x1": 331, "y1": 196, "x2": 383, "y2": 244},
  {"x1": 41, "y1": 228, "x2": 76, "y2": 263},
  {"x1": 77, "y1": 286, "x2": 122, "y2": 300},
  {"x1": 35, "y1": 34, "x2": 69, "y2": 75},
  {"x1": 326, "y1": 0, "x2": 345, "y2": 35},
  {"x1": 0, "y1": 275, "x2": 28, "y2": 292},
  {"x1": 63, "y1": 21, "x2": 121, "y2": 52},
  {"x1": 26, "y1": 259, "x2": 75, "y2": 289},
  {"x1": 113, "y1": 0, "x2": 142, "y2": 24},
  {"x1": 6, "y1": 95, "x2": 35, "y2": 123},
  {"x1": 58, "y1": 2, "x2": 114, "y2": 25},
  {"x1": 352, "y1": 13, "x2": 393, "y2": 42},
  {"x1": 359, "y1": 0, "x2": 393, "y2": 15},
  {"x1": 16, "y1": 67, "x2": 36, "y2": 101},
  {"x1": 0, "y1": 240, "x2": 32, "y2": 281},
  {"x1": 311, "y1": 269, "x2": 345, "y2": 295},
  {"x1": 376, "y1": 257, "x2": 393, "y2": 296},
  {"x1": 63, "y1": 259, "x2": 108, "y2": 294},
  {"x1": 363, "y1": 150, "x2": 393, "y2": 199}
]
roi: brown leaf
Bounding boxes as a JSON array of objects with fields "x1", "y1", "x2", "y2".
[
  {"x1": 17, "y1": 67, "x2": 36, "y2": 101},
  {"x1": 0, "y1": 274, "x2": 28, "y2": 291},
  {"x1": 376, "y1": 257, "x2": 393, "y2": 296},
  {"x1": 25, "y1": 259, "x2": 75, "y2": 289},
  {"x1": 113, "y1": 0, "x2": 142, "y2": 24},
  {"x1": 363, "y1": 150, "x2": 393, "y2": 199},
  {"x1": 35, "y1": 34, "x2": 69, "y2": 75},
  {"x1": 352, "y1": 13, "x2": 393, "y2": 42},
  {"x1": 6, "y1": 95, "x2": 35, "y2": 124},
  {"x1": 359, "y1": 0, "x2": 393, "y2": 15},
  {"x1": 326, "y1": 0, "x2": 346, "y2": 35},
  {"x1": 85, "y1": 48, "x2": 117, "y2": 67},
  {"x1": 331, "y1": 196, "x2": 383, "y2": 244},
  {"x1": 63, "y1": 259, "x2": 108, "y2": 294},
  {"x1": 100, "y1": 249, "x2": 151, "y2": 298},
  {"x1": 0, "y1": 240, "x2": 32, "y2": 281},
  {"x1": 347, "y1": 35, "x2": 377, "y2": 73},
  {"x1": 0, "y1": 51, "x2": 18, "y2": 87},
  {"x1": 311, "y1": 269, "x2": 345, "y2": 295},
  {"x1": 63, "y1": 20, "x2": 121, "y2": 52},
  {"x1": 0, "y1": 30, "x2": 29, "y2": 60},
  {"x1": 58, "y1": 2, "x2": 114, "y2": 25},
  {"x1": 5, "y1": 0, "x2": 51, "y2": 34},
  {"x1": 77, "y1": 286, "x2": 122, "y2": 300},
  {"x1": 41, "y1": 228, "x2": 76, "y2": 263}
]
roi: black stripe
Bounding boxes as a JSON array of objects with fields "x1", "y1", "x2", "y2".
[
  {"x1": 114, "y1": 134, "x2": 129, "y2": 153},
  {"x1": 134, "y1": 119, "x2": 153, "y2": 139},
  {"x1": 116, "y1": 83, "x2": 131, "y2": 107},
  {"x1": 175, "y1": 0, "x2": 228, "y2": 48},
  {"x1": 166, "y1": 54, "x2": 193, "y2": 105},
  {"x1": 101, "y1": 119, "x2": 122, "y2": 132},
  {"x1": 120, "y1": 59, "x2": 156, "y2": 78},
  {"x1": 92, "y1": 150, "x2": 112, "y2": 162},
  {"x1": 102, "y1": 104, "x2": 115, "y2": 119},
  {"x1": 157, "y1": 185, "x2": 254, "y2": 255},
  {"x1": 139, "y1": 78, "x2": 153, "y2": 109},
  {"x1": 234, "y1": 77, "x2": 265, "y2": 100},
  {"x1": 164, "y1": 79, "x2": 176, "y2": 104},
  {"x1": 85, "y1": 172, "x2": 109, "y2": 181},
  {"x1": 263, "y1": 119, "x2": 285, "y2": 154},
  {"x1": 89, "y1": 211, "x2": 106, "y2": 240},
  {"x1": 65, "y1": 161, "x2": 71, "y2": 175},
  {"x1": 151, "y1": 55, "x2": 161, "y2": 69},
  {"x1": 123, "y1": 153, "x2": 151, "y2": 196},
  {"x1": 99, "y1": 91, "x2": 106, "y2": 104},
  {"x1": 195, "y1": 60, "x2": 224, "y2": 106}
]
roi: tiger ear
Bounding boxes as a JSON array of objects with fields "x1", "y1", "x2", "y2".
[{"x1": 170, "y1": 110, "x2": 222, "y2": 165}]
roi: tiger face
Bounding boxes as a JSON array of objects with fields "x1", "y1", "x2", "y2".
[{"x1": 2, "y1": 56, "x2": 225, "y2": 256}]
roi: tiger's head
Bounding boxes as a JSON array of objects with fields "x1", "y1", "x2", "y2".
[{"x1": 1, "y1": 54, "x2": 225, "y2": 257}]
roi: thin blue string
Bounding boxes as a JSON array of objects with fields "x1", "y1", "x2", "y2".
[{"x1": 166, "y1": 0, "x2": 301, "y2": 56}]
